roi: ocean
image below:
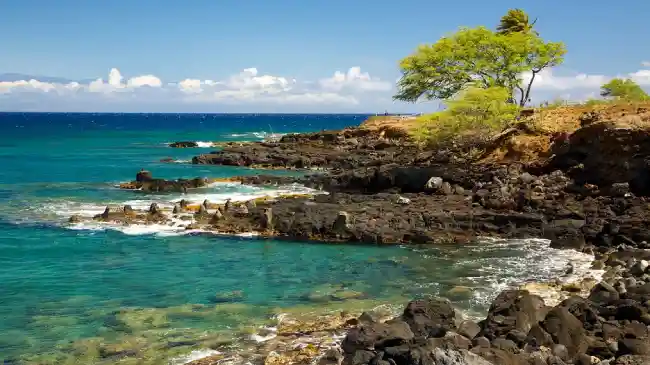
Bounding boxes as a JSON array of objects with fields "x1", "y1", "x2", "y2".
[{"x1": 0, "y1": 113, "x2": 596, "y2": 364}]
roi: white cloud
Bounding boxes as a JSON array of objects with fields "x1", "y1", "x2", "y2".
[
  {"x1": 522, "y1": 69, "x2": 609, "y2": 91},
  {"x1": 524, "y1": 62, "x2": 650, "y2": 92},
  {"x1": 319, "y1": 67, "x2": 392, "y2": 92},
  {"x1": 127, "y1": 75, "x2": 162, "y2": 88},
  {"x1": 0, "y1": 78, "x2": 82, "y2": 94},
  {"x1": 0, "y1": 66, "x2": 386, "y2": 111}
]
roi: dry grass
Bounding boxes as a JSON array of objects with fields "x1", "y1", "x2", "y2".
[
  {"x1": 360, "y1": 101, "x2": 650, "y2": 164},
  {"x1": 360, "y1": 116, "x2": 421, "y2": 132}
]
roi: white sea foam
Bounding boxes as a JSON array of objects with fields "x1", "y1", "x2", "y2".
[
  {"x1": 195, "y1": 141, "x2": 216, "y2": 148},
  {"x1": 169, "y1": 349, "x2": 221, "y2": 365},
  {"x1": 43, "y1": 182, "x2": 320, "y2": 237},
  {"x1": 434, "y1": 237, "x2": 604, "y2": 318}
]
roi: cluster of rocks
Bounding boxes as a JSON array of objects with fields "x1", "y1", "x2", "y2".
[
  {"x1": 191, "y1": 128, "x2": 420, "y2": 170},
  {"x1": 340, "y1": 281, "x2": 650, "y2": 365},
  {"x1": 118, "y1": 170, "x2": 209, "y2": 192}
]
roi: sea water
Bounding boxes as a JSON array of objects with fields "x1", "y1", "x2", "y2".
[{"x1": 0, "y1": 113, "x2": 597, "y2": 364}]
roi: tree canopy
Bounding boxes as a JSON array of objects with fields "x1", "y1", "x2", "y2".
[
  {"x1": 600, "y1": 78, "x2": 649, "y2": 101},
  {"x1": 497, "y1": 8, "x2": 536, "y2": 35},
  {"x1": 394, "y1": 9, "x2": 565, "y2": 107}
]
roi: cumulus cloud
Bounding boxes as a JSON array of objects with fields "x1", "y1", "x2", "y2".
[
  {"x1": 524, "y1": 61, "x2": 650, "y2": 92},
  {"x1": 0, "y1": 66, "x2": 390, "y2": 111},
  {"x1": 319, "y1": 67, "x2": 392, "y2": 92}
]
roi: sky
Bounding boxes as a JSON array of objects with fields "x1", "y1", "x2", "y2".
[{"x1": 0, "y1": 0, "x2": 649, "y2": 113}]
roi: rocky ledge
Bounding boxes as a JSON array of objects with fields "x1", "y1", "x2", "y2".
[
  {"x1": 118, "y1": 169, "x2": 210, "y2": 193},
  {"x1": 191, "y1": 126, "x2": 416, "y2": 170}
]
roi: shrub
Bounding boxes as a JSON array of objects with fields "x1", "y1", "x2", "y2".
[
  {"x1": 411, "y1": 86, "x2": 520, "y2": 146},
  {"x1": 600, "y1": 78, "x2": 649, "y2": 101}
]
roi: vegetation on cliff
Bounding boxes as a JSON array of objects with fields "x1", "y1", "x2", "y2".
[
  {"x1": 394, "y1": 9, "x2": 565, "y2": 108},
  {"x1": 394, "y1": 9, "x2": 565, "y2": 146},
  {"x1": 600, "y1": 78, "x2": 649, "y2": 101}
]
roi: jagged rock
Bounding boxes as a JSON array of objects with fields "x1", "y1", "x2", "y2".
[
  {"x1": 210, "y1": 210, "x2": 224, "y2": 224},
  {"x1": 169, "y1": 141, "x2": 199, "y2": 148},
  {"x1": 123, "y1": 205, "x2": 135, "y2": 215},
  {"x1": 202, "y1": 199, "x2": 210, "y2": 208},
  {"x1": 68, "y1": 215, "x2": 82, "y2": 223},
  {"x1": 246, "y1": 200, "x2": 257, "y2": 209},
  {"x1": 333, "y1": 211, "x2": 352, "y2": 234},
  {"x1": 180, "y1": 199, "x2": 189, "y2": 209},
  {"x1": 261, "y1": 208, "x2": 273, "y2": 230},
  {"x1": 172, "y1": 204, "x2": 181, "y2": 214},
  {"x1": 136, "y1": 169, "x2": 152, "y2": 182},
  {"x1": 224, "y1": 199, "x2": 232, "y2": 212},
  {"x1": 197, "y1": 204, "x2": 208, "y2": 215},
  {"x1": 149, "y1": 203, "x2": 160, "y2": 214}
]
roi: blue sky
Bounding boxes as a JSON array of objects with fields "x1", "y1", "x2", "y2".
[{"x1": 1, "y1": 0, "x2": 649, "y2": 112}]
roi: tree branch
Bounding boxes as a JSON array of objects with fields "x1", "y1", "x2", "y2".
[{"x1": 521, "y1": 71, "x2": 537, "y2": 107}]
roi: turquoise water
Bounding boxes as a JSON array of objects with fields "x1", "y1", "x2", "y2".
[{"x1": 0, "y1": 113, "x2": 591, "y2": 364}]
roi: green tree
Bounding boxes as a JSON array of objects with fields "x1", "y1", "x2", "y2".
[
  {"x1": 600, "y1": 78, "x2": 649, "y2": 101},
  {"x1": 412, "y1": 85, "x2": 519, "y2": 145},
  {"x1": 497, "y1": 8, "x2": 537, "y2": 35},
  {"x1": 395, "y1": 12, "x2": 565, "y2": 107}
]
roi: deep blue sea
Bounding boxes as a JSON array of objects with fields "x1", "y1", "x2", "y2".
[{"x1": 0, "y1": 113, "x2": 594, "y2": 364}]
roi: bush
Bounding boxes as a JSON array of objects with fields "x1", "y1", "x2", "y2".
[
  {"x1": 600, "y1": 78, "x2": 649, "y2": 101},
  {"x1": 411, "y1": 86, "x2": 520, "y2": 146}
]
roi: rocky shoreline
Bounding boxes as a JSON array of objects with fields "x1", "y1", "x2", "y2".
[{"x1": 75, "y1": 106, "x2": 650, "y2": 364}]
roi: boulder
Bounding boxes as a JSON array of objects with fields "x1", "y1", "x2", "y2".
[
  {"x1": 261, "y1": 208, "x2": 273, "y2": 230},
  {"x1": 123, "y1": 205, "x2": 135, "y2": 216},
  {"x1": 401, "y1": 298, "x2": 456, "y2": 337},
  {"x1": 149, "y1": 203, "x2": 160, "y2": 215},
  {"x1": 541, "y1": 307, "x2": 588, "y2": 359},
  {"x1": 457, "y1": 320, "x2": 481, "y2": 340},
  {"x1": 197, "y1": 204, "x2": 208, "y2": 215},
  {"x1": 588, "y1": 282, "x2": 620, "y2": 304},
  {"x1": 210, "y1": 210, "x2": 224, "y2": 224},
  {"x1": 169, "y1": 141, "x2": 199, "y2": 148},
  {"x1": 478, "y1": 290, "x2": 546, "y2": 340},
  {"x1": 341, "y1": 319, "x2": 414, "y2": 354},
  {"x1": 136, "y1": 169, "x2": 153, "y2": 182},
  {"x1": 333, "y1": 211, "x2": 352, "y2": 234}
]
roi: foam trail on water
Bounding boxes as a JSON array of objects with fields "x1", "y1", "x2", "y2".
[
  {"x1": 37, "y1": 182, "x2": 321, "y2": 237},
  {"x1": 195, "y1": 141, "x2": 215, "y2": 148},
  {"x1": 169, "y1": 349, "x2": 221, "y2": 365}
]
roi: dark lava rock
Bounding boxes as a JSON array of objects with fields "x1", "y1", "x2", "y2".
[
  {"x1": 401, "y1": 298, "x2": 456, "y2": 337},
  {"x1": 478, "y1": 290, "x2": 546, "y2": 340},
  {"x1": 169, "y1": 141, "x2": 199, "y2": 148}
]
